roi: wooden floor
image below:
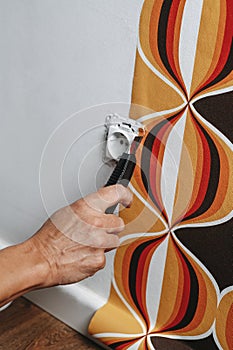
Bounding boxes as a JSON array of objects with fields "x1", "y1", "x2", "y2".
[{"x1": 0, "y1": 297, "x2": 102, "y2": 349}]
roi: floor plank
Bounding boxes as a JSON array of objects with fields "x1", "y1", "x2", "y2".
[{"x1": 0, "y1": 298, "x2": 102, "y2": 350}]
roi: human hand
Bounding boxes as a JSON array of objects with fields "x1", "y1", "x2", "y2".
[
  {"x1": 0, "y1": 185, "x2": 132, "y2": 307},
  {"x1": 28, "y1": 184, "x2": 132, "y2": 287}
]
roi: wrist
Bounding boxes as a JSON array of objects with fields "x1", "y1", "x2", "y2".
[
  {"x1": 19, "y1": 239, "x2": 51, "y2": 289},
  {"x1": 0, "y1": 240, "x2": 50, "y2": 307}
]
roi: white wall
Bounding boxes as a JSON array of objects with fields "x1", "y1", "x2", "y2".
[{"x1": 0, "y1": 0, "x2": 143, "y2": 244}]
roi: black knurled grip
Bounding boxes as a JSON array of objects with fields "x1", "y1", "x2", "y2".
[{"x1": 104, "y1": 153, "x2": 136, "y2": 214}]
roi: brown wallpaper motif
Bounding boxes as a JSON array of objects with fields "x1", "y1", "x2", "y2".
[{"x1": 89, "y1": 1, "x2": 233, "y2": 349}]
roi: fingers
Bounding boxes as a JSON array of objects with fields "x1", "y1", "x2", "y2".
[
  {"x1": 93, "y1": 231, "x2": 120, "y2": 249},
  {"x1": 95, "y1": 214, "x2": 125, "y2": 235},
  {"x1": 75, "y1": 229, "x2": 120, "y2": 249},
  {"x1": 51, "y1": 185, "x2": 132, "y2": 248},
  {"x1": 100, "y1": 215, "x2": 125, "y2": 234},
  {"x1": 83, "y1": 185, "x2": 133, "y2": 213},
  {"x1": 77, "y1": 248, "x2": 107, "y2": 279}
]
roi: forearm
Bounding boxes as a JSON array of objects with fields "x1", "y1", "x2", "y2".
[{"x1": 0, "y1": 241, "x2": 49, "y2": 307}]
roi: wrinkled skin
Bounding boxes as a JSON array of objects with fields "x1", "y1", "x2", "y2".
[{"x1": 0, "y1": 185, "x2": 132, "y2": 307}]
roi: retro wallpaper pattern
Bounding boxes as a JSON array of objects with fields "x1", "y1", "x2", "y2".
[{"x1": 89, "y1": 1, "x2": 233, "y2": 349}]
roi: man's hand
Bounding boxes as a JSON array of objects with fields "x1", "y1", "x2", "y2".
[
  {"x1": 0, "y1": 185, "x2": 132, "y2": 307},
  {"x1": 30, "y1": 184, "x2": 132, "y2": 286}
]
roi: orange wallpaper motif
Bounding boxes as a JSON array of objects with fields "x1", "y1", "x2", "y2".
[{"x1": 89, "y1": 1, "x2": 233, "y2": 349}]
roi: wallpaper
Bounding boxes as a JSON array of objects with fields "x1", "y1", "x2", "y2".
[{"x1": 89, "y1": 1, "x2": 233, "y2": 349}]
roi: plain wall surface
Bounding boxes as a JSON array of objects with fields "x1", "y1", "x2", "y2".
[{"x1": 0, "y1": 0, "x2": 143, "y2": 243}]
